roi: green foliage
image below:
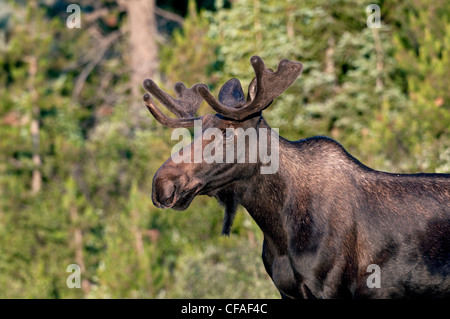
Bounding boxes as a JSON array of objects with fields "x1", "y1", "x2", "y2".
[
  {"x1": 168, "y1": 236, "x2": 279, "y2": 299},
  {"x1": 0, "y1": 0, "x2": 448, "y2": 299},
  {"x1": 390, "y1": 0, "x2": 450, "y2": 172},
  {"x1": 160, "y1": 0, "x2": 219, "y2": 87}
]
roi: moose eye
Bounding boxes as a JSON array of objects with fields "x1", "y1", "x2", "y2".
[{"x1": 223, "y1": 130, "x2": 234, "y2": 141}]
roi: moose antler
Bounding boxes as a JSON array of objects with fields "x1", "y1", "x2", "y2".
[
  {"x1": 196, "y1": 56, "x2": 303, "y2": 120},
  {"x1": 143, "y1": 79, "x2": 204, "y2": 128},
  {"x1": 143, "y1": 56, "x2": 303, "y2": 125}
]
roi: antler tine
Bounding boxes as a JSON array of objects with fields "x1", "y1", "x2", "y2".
[
  {"x1": 197, "y1": 56, "x2": 303, "y2": 120},
  {"x1": 143, "y1": 93, "x2": 202, "y2": 128},
  {"x1": 143, "y1": 79, "x2": 203, "y2": 128}
]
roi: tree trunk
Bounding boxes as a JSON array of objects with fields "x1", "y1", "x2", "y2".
[
  {"x1": 27, "y1": 56, "x2": 42, "y2": 195},
  {"x1": 253, "y1": 0, "x2": 263, "y2": 47},
  {"x1": 130, "y1": 207, "x2": 153, "y2": 295},
  {"x1": 325, "y1": 36, "x2": 336, "y2": 77},
  {"x1": 325, "y1": 36, "x2": 338, "y2": 91},
  {"x1": 70, "y1": 205, "x2": 90, "y2": 295},
  {"x1": 372, "y1": 27, "x2": 384, "y2": 90},
  {"x1": 125, "y1": 0, "x2": 159, "y2": 99}
]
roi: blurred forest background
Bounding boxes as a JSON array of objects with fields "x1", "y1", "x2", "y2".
[{"x1": 0, "y1": 0, "x2": 449, "y2": 298}]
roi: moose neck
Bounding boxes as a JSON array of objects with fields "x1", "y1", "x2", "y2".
[{"x1": 232, "y1": 118, "x2": 308, "y2": 247}]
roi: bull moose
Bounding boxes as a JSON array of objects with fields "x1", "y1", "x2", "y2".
[{"x1": 142, "y1": 56, "x2": 450, "y2": 298}]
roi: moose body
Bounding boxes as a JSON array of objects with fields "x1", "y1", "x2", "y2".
[
  {"x1": 142, "y1": 56, "x2": 450, "y2": 298},
  {"x1": 243, "y1": 128, "x2": 450, "y2": 298}
]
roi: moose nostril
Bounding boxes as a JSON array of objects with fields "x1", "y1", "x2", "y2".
[
  {"x1": 163, "y1": 186, "x2": 175, "y2": 206},
  {"x1": 154, "y1": 180, "x2": 176, "y2": 208}
]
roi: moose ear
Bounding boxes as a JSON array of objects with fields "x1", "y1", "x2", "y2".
[
  {"x1": 218, "y1": 78, "x2": 246, "y2": 108},
  {"x1": 246, "y1": 75, "x2": 273, "y2": 110},
  {"x1": 247, "y1": 77, "x2": 257, "y2": 102}
]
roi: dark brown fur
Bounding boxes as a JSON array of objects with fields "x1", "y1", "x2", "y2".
[{"x1": 151, "y1": 117, "x2": 450, "y2": 298}]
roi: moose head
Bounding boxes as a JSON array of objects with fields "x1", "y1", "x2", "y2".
[{"x1": 143, "y1": 56, "x2": 303, "y2": 234}]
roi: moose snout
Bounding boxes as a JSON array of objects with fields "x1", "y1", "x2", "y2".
[{"x1": 152, "y1": 177, "x2": 176, "y2": 208}]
